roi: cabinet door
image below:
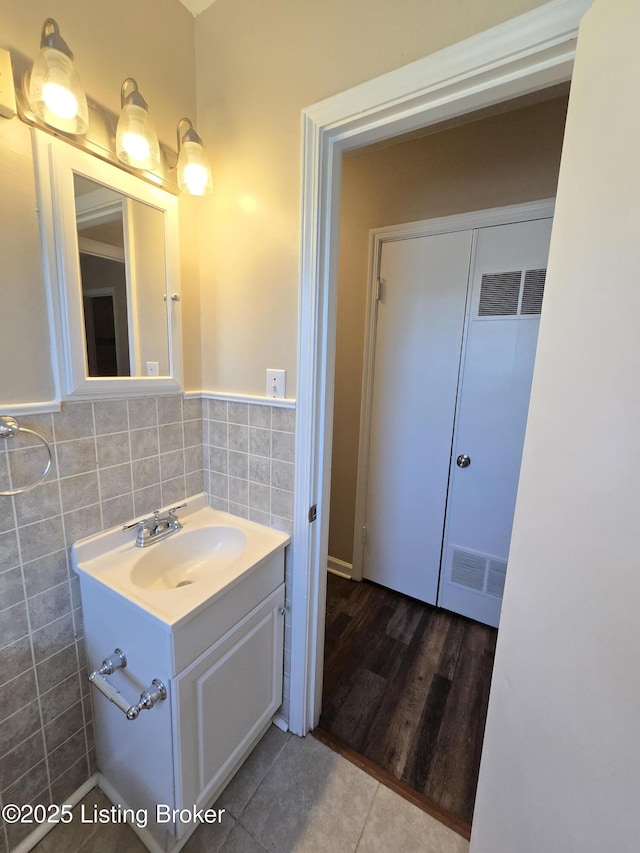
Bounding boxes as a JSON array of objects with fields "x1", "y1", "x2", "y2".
[{"x1": 175, "y1": 584, "x2": 285, "y2": 819}]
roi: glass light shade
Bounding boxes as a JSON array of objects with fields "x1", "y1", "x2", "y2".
[
  {"x1": 29, "y1": 44, "x2": 88, "y2": 135},
  {"x1": 177, "y1": 139, "x2": 213, "y2": 196},
  {"x1": 116, "y1": 102, "x2": 160, "y2": 170}
]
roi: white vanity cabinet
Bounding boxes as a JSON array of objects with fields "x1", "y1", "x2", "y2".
[
  {"x1": 175, "y1": 584, "x2": 285, "y2": 818},
  {"x1": 73, "y1": 501, "x2": 289, "y2": 853}
]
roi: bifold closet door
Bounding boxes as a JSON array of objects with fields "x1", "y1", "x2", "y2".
[
  {"x1": 362, "y1": 230, "x2": 473, "y2": 603},
  {"x1": 438, "y1": 218, "x2": 553, "y2": 627}
]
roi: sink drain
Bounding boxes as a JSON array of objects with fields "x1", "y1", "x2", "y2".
[{"x1": 176, "y1": 580, "x2": 194, "y2": 588}]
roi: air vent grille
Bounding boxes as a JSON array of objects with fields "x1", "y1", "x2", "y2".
[
  {"x1": 487, "y1": 559, "x2": 507, "y2": 598},
  {"x1": 477, "y1": 268, "x2": 547, "y2": 318},
  {"x1": 521, "y1": 268, "x2": 546, "y2": 315},
  {"x1": 450, "y1": 547, "x2": 508, "y2": 599},
  {"x1": 478, "y1": 272, "x2": 521, "y2": 317},
  {"x1": 451, "y1": 549, "x2": 485, "y2": 591}
]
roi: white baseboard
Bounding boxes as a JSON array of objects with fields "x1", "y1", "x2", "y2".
[
  {"x1": 327, "y1": 556, "x2": 354, "y2": 580},
  {"x1": 13, "y1": 774, "x2": 97, "y2": 853}
]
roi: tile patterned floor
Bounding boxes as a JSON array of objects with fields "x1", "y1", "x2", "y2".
[{"x1": 31, "y1": 725, "x2": 468, "y2": 853}]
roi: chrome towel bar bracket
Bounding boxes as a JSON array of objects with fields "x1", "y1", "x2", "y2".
[{"x1": 0, "y1": 416, "x2": 53, "y2": 496}]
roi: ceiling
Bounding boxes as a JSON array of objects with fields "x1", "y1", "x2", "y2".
[{"x1": 178, "y1": 0, "x2": 216, "y2": 15}]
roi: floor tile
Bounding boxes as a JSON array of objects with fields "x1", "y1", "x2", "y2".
[
  {"x1": 355, "y1": 784, "x2": 469, "y2": 853},
  {"x1": 181, "y1": 813, "x2": 236, "y2": 853},
  {"x1": 77, "y1": 820, "x2": 148, "y2": 853},
  {"x1": 239, "y1": 734, "x2": 377, "y2": 852},
  {"x1": 34, "y1": 788, "x2": 107, "y2": 853},
  {"x1": 219, "y1": 824, "x2": 267, "y2": 852},
  {"x1": 216, "y1": 725, "x2": 291, "y2": 818},
  {"x1": 28, "y1": 736, "x2": 470, "y2": 853}
]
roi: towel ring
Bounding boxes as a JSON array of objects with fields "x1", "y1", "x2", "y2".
[{"x1": 0, "y1": 416, "x2": 53, "y2": 496}]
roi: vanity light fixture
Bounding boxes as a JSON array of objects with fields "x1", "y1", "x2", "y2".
[
  {"x1": 28, "y1": 18, "x2": 88, "y2": 135},
  {"x1": 176, "y1": 117, "x2": 213, "y2": 196},
  {"x1": 116, "y1": 78, "x2": 160, "y2": 170}
]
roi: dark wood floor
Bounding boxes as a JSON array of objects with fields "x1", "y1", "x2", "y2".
[{"x1": 315, "y1": 573, "x2": 497, "y2": 836}]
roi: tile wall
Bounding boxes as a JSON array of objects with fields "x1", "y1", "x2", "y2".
[
  {"x1": 202, "y1": 399, "x2": 296, "y2": 721},
  {"x1": 203, "y1": 400, "x2": 295, "y2": 531},
  {"x1": 0, "y1": 394, "x2": 204, "y2": 852},
  {"x1": 0, "y1": 393, "x2": 296, "y2": 853}
]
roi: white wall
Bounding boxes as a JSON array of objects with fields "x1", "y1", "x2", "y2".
[{"x1": 471, "y1": 0, "x2": 640, "y2": 849}]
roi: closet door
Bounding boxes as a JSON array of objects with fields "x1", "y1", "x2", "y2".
[
  {"x1": 438, "y1": 218, "x2": 553, "y2": 627},
  {"x1": 362, "y1": 230, "x2": 473, "y2": 603}
]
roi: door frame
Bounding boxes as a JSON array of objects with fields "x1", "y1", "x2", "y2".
[
  {"x1": 351, "y1": 200, "x2": 556, "y2": 582},
  {"x1": 290, "y1": 0, "x2": 591, "y2": 737}
]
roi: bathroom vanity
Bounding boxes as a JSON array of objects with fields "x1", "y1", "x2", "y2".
[{"x1": 72, "y1": 494, "x2": 289, "y2": 852}]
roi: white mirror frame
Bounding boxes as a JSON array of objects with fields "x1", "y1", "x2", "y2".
[{"x1": 33, "y1": 129, "x2": 183, "y2": 400}]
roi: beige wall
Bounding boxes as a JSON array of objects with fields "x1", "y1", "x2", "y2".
[
  {"x1": 193, "y1": 0, "x2": 550, "y2": 396},
  {"x1": 1, "y1": 0, "x2": 556, "y2": 406},
  {"x1": 0, "y1": 0, "x2": 200, "y2": 405},
  {"x1": 471, "y1": 1, "x2": 640, "y2": 850},
  {"x1": 328, "y1": 96, "x2": 568, "y2": 564},
  {"x1": 0, "y1": 116, "x2": 52, "y2": 403}
]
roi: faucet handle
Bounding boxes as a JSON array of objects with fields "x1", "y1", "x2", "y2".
[
  {"x1": 122, "y1": 518, "x2": 152, "y2": 547},
  {"x1": 168, "y1": 502, "x2": 186, "y2": 529},
  {"x1": 123, "y1": 516, "x2": 150, "y2": 531}
]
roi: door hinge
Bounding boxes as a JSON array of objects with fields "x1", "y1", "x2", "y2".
[
  {"x1": 308, "y1": 504, "x2": 317, "y2": 523},
  {"x1": 362, "y1": 525, "x2": 367, "y2": 544},
  {"x1": 375, "y1": 278, "x2": 382, "y2": 302}
]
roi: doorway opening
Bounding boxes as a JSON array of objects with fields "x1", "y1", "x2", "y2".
[
  {"x1": 314, "y1": 91, "x2": 568, "y2": 834},
  {"x1": 289, "y1": 0, "x2": 587, "y2": 799}
]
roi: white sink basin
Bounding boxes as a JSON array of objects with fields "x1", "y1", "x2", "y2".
[
  {"x1": 130, "y1": 526, "x2": 247, "y2": 590},
  {"x1": 71, "y1": 493, "x2": 290, "y2": 627}
]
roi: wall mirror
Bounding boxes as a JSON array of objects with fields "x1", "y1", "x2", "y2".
[{"x1": 33, "y1": 130, "x2": 183, "y2": 399}]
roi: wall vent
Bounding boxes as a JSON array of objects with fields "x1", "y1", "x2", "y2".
[
  {"x1": 451, "y1": 549, "x2": 485, "y2": 591},
  {"x1": 477, "y1": 268, "x2": 546, "y2": 318},
  {"x1": 486, "y1": 559, "x2": 507, "y2": 598},
  {"x1": 450, "y1": 547, "x2": 507, "y2": 599},
  {"x1": 521, "y1": 268, "x2": 546, "y2": 314},
  {"x1": 478, "y1": 271, "x2": 520, "y2": 316}
]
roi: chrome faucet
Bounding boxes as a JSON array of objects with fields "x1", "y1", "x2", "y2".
[{"x1": 123, "y1": 503, "x2": 187, "y2": 547}]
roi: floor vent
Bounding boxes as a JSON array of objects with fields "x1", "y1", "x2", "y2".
[{"x1": 450, "y1": 547, "x2": 507, "y2": 599}]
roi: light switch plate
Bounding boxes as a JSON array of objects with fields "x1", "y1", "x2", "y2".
[
  {"x1": 146, "y1": 361, "x2": 159, "y2": 376},
  {"x1": 0, "y1": 48, "x2": 17, "y2": 119},
  {"x1": 266, "y1": 369, "x2": 286, "y2": 399}
]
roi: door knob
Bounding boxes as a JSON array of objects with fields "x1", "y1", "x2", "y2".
[{"x1": 456, "y1": 454, "x2": 471, "y2": 468}]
